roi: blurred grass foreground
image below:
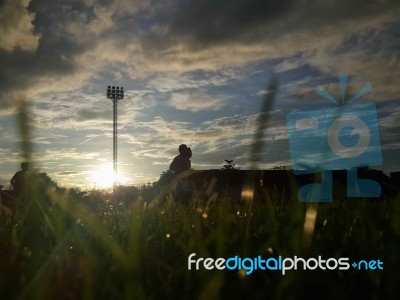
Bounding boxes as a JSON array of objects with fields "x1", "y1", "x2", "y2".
[
  {"x1": 1, "y1": 100, "x2": 400, "y2": 300},
  {"x1": 1, "y1": 171, "x2": 400, "y2": 300}
]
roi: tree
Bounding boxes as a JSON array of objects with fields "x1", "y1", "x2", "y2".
[{"x1": 221, "y1": 160, "x2": 240, "y2": 171}]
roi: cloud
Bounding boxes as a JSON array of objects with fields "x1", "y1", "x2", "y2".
[
  {"x1": 166, "y1": 0, "x2": 399, "y2": 49},
  {"x1": 0, "y1": 0, "x2": 102, "y2": 104},
  {"x1": 24, "y1": 89, "x2": 151, "y2": 131},
  {"x1": 378, "y1": 102, "x2": 400, "y2": 129},
  {"x1": 123, "y1": 110, "x2": 289, "y2": 169},
  {"x1": 168, "y1": 91, "x2": 226, "y2": 112},
  {"x1": 146, "y1": 72, "x2": 232, "y2": 93},
  {"x1": 1, "y1": 0, "x2": 397, "y2": 106},
  {"x1": 274, "y1": 56, "x2": 306, "y2": 73},
  {"x1": 0, "y1": 0, "x2": 39, "y2": 52},
  {"x1": 168, "y1": 0, "x2": 296, "y2": 47}
]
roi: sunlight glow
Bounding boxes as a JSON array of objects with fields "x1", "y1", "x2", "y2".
[{"x1": 89, "y1": 163, "x2": 125, "y2": 189}]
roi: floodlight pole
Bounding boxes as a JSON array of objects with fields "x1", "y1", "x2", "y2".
[{"x1": 106, "y1": 86, "x2": 124, "y2": 192}]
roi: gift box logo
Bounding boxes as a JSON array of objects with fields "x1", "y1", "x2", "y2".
[{"x1": 286, "y1": 73, "x2": 382, "y2": 202}]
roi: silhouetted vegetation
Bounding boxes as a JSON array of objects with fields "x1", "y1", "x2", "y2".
[{"x1": 221, "y1": 159, "x2": 240, "y2": 170}]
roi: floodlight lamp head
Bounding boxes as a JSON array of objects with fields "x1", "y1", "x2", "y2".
[{"x1": 106, "y1": 85, "x2": 124, "y2": 100}]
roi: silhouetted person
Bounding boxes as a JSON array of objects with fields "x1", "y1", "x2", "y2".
[
  {"x1": 10, "y1": 162, "x2": 29, "y2": 196},
  {"x1": 169, "y1": 144, "x2": 192, "y2": 203},
  {"x1": 170, "y1": 144, "x2": 192, "y2": 174}
]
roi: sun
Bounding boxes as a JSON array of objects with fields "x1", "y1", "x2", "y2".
[{"x1": 90, "y1": 163, "x2": 125, "y2": 189}]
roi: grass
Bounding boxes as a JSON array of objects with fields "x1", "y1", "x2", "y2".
[{"x1": 1, "y1": 178, "x2": 399, "y2": 300}]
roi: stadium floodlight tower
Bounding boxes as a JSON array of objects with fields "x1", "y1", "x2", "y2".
[{"x1": 106, "y1": 85, "x2": 124, "y2": 191}]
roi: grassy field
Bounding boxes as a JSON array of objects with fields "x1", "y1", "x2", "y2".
[{"x1": 1, "y1": 176, "x2": 399, "y2": 300}]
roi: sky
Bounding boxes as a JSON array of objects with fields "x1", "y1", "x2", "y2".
[{"x1": 0, "y1": 0, "x2": 399, "y2": 190}]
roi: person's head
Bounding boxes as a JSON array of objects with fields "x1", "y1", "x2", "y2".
[
  {"x1": 178, "y1": 144, "x2": 192, "y2": 158},
  {"x1": 178, "y1": 144, "x2": 188, "y2": 154},
  {"x1": 21, "y1": 162, "x2": 29, "y2": 171}
]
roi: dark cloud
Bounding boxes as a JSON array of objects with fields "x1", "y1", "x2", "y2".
[
  {"x1": 0, "y1": 0, "x2": 398, "y2": 108},
  {"x1": 333, "y1": 19, "x2": 400, "y2": 53},
  {"x1": 169, "y1": 0, "x2": 295, "y2": 46},
  {"x1": 76, "y1": 107, "x2": 111, "y2": 122},
  {"x1": 164, "y1": 0, "x2": 399, "y2": 49},
  {"x1": 0, "y1": 0, "x2": 91, "y2": 104},
  {"x1": 298, "y1": 0, "x2": 398, "y2": 24},
  {"x1": 0, "y1": 48, "x2": 76, "y2": 103}
]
